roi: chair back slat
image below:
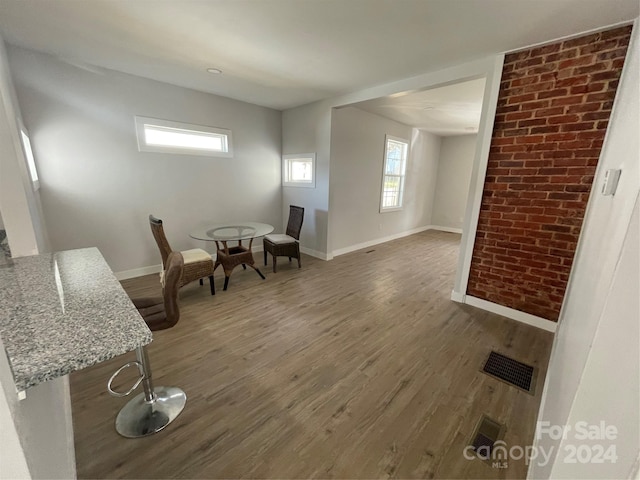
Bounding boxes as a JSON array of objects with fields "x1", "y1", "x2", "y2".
[
  {"x1": 149, "y1": 215, "x2": 172, "y2": 268},
  {"x1": 286, "y1": 205, "x2": 304, "y2": 240},
  {"x1": 162, "y1": 251, "x2": 183, "y2": 328}
]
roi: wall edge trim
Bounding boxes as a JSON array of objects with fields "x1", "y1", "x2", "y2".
[
  {"x1": 331, "y1": 225, "x2": 432, "y2": 257},
  {"x1": 300, "y1": 246, "x2": 332, "y2": 261},
  {"x1": 431, "y1": 225, "x2": 463, "y2": 234},
  {"x1": 464, "y1": 295, "x2": 558, "y2": 333}
]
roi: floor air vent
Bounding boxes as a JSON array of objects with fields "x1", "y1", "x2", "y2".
[
  {"x1": 469, "y1": 415, "x2": 505, "y2": 461},
  {"x1": 482, "y1": 351, "x2": 536, "y2": 394}
]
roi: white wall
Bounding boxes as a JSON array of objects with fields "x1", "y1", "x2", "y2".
[
  {"x1": 529, "y1": 20, "x2": 639, "y2": 479},
  {"x1": 8, "y1": 45, "x2": 282, "y2": 274},
  {"x1": 431, "y1": 134, "x2": 476, "y2": 231},
  {"x1": 0, "y1": 34, "x2": 74, "y2": 480},
  {"x1": 0, "y1": 338, "x2": 30, "y2": 479},
  {"x1": 329, "y1": 106, "x2": 440, "y2": 253},
  {"x1": 0, "y1": 338, "x2": 76, "y2": 479},
  {"x1": 282, "y1": 101, "x2": 332, "y2": 258},
  {"x1": 281, "y1": 56, "x2": 503, "y2": 260},
  {"x1": 0, "y1": 38, "x2": 48, "y2": 257}
]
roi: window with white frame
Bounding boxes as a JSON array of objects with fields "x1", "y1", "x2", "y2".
[
  {"x1": 283, "y1": 153, "x2": 315, "y2": 188},
  {"x1": 380, "y1": 135, "x2": 408, "y2": 212},
  {"x1": 135, "y1": 116, "x2": 233, "y2": 157},
  {"x1": 19, "y1": 124, "x2": 39, "y2": 190}
]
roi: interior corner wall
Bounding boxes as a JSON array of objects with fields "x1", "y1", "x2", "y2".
[
  {"x1": 431, "y1": 134, "x2": 477, "y2": 230},
  {"x1": 529, "y1": 19, "x2": 639, "y2": 479},
  {"x1": 281, "y1": 100, "x2": 332, "y2": 258},
  {"x1": 0, "y1": 36, "x2": 47, "y2": 257},
  {"x1": 466, "y1": 25, "x2": 632, "y2": 321},
  {"x1": 328, "y1": 106, "x2": 439, "y2": 253},
  {"x1": 7, "y1": 45, "x2": 282, "y2": 274}
]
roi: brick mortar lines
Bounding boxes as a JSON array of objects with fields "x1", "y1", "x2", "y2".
[{"x1": 467, "y1": 25, "x2": 632, "y2": 322}]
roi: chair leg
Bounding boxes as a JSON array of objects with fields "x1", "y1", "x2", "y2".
[
  {"x1": 297, "y1": 255, "x2": 302, "y2": 268},
  {"x1": 209, "y1": 275, "x2": 215, "y2": 295},
  {"x1": 264, "y1": 250, "x2": 267, "y2": 266},
  {"x1": 288, "y1": 257, "x2": 292, "y2": 262},
  {"x1": 242, "y1": 264, "x2": 247, "y2": 270},
  {"x1": 224, "y1": 275, "x2": 230, "y2": 291},
  {"x1": 273, "y1": 255, "x2": 277, "y2": 273},
  {"x1": 199, "y1": 278, "x2": 203, "y2": 285}
]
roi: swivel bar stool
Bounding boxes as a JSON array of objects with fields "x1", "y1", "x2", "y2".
[{"x1": 108, "y1": 251, "x2": 187, "y2": 438}]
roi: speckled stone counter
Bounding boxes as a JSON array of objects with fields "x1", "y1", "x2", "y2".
[{"x1": 0, "y1": 247, "x2": 152, "y2": 392}]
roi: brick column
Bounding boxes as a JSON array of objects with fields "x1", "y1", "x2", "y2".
[{"x1": 467, "y1": 25, "x2": 632, "y2": 321}]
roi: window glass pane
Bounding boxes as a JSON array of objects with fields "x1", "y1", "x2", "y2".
[
  {"x1": 20, "y1": 130, "x2": 39, "y2": 183},
  {"x1": 385, "y1": 140, "x2": 405, "y2": 175},
  {"x1": 383, "y1": 175, "x2": 401, "y2": 207},
  {"x1": 381, "y1": 136, "x2": 408, "y2": 211},
  {"x1": 135, "y1": 116, "x2": 233, "y2": 157},
  {"x1": 144, "y1": 125, "x2": 226, "y2": 152},
  {"x1": 290, "y1": 159, "x2": 313, "y2": 182},
  {"x1": 283, "y1": 153, "x2": 315, "y2": 187}
]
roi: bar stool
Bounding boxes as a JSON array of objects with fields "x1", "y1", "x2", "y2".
[{"x1": 108, "y1": 251, "x2": 187, "y2": 438}]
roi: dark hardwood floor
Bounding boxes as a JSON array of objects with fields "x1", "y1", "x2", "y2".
[{"x1": 70, "y1": 230, "x2": 553, "y2": 479}]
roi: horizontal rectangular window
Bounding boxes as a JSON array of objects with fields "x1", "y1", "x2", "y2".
[
  {"x1": 135, "y1": 116, "x2": 233, "y2": 157},
  {"x1": 283, "y1": 153, "x2": 315, "y2": 188}
]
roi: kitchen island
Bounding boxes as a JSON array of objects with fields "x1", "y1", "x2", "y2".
[{"x1": 0, "y1": 247, "x2": 152, "y2": 392}]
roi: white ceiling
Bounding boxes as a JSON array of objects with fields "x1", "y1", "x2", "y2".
[
  {"x1": 349, "y1": 78, "x2": 487, "y2": 136},
  {"x1": 0, "y1": 0, "x2": 637, "y2": 111}
]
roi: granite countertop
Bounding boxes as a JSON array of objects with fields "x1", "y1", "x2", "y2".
[{"x1": 0, "y1": 247, "x2": 152, "y2": 392}]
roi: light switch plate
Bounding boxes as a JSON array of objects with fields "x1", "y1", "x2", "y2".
[{"x1": 602, "y1": 169, "x2": 622, "y2": 196}]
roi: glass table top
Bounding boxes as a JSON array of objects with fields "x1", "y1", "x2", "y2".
[{"x1": 190, "y1": 222, "x2": 274, "y2": 242}]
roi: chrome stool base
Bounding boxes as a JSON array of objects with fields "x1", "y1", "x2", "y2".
[
  {"x1": 109, "y1": 346, "x2": 186, "y2": 438},
  {"x1": 115, "y1": 386, "x2": 186, "y2": 438}
]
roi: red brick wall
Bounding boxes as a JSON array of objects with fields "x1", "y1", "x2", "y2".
[{"x1": 467, "y1": 25, "x2": 632, "y2": 322}]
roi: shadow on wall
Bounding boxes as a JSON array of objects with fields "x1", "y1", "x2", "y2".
[
  {"x1": 0, "y1": 211, "x2": 11, "y2": 258},
  {"x1": 314, "y1": 209, "x2": 328, "y2": 254}
]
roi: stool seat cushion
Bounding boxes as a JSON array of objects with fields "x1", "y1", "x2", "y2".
[
  {"x1": 181, "y1": 248, "x2": 212, "y2": 264},
  {"x1": 265, "y1": 234, "x2": 297, "y2": 245}
]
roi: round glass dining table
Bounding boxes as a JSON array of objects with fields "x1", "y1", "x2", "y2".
[
  {"x1": 189, "y1": 222, "x2": 274, "y2": 291},
  {"x1": 189, "y1": 222, "x2": 274, "y2": 242}
]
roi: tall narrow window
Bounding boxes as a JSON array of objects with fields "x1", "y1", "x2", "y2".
[
  {"x1": 19, "y1": 125, "x2": 39, "y2": 190},
  {"x1": 380, "y1": 135, "x2": 408, "y2": 212},
  {"x1": 135, "y1": 116, "x2": 233, "y2": 158}
]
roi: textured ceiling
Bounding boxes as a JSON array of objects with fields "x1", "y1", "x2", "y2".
[
  {"x1": 0, "y1": 0, "x2": 637, "y2": 110},
  {"x1": 350, "y1": 78, "x2": 486, "y2": 136}
]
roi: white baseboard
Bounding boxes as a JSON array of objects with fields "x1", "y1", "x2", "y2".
[
  {"x1": 331, "y1": 225, "x2": 432, "y2": 257},
  {"x1": 114, "y1": 264, "x2": 163, "y2": 281},
  {"x1": 430, "y1": 225, "x2": 463, "y2": 234},
  {"x1": 463, "y1": 295, "x2": 558, "y2": 333},
  {"x1": 300, "y1": 246, "x2": 332, "y2": 261},
  {"x1": 114, "y1": 246, "x2": 266, "y2": 281},
  {"x1": 450, "y1": 290, "x2": 466, "y2": 302}
]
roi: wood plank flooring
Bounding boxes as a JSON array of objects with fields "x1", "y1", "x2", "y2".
[{"x1": 70, "y1": 230, "x2": 553, "y2": 479}]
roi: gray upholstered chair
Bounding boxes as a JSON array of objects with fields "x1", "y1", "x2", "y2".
[
  {"x1": 263, "y1": 205, "x2": 304, "y2": 273},
  {"x1": 149, "y1": 214, "x2": 215, "y2": 295}
]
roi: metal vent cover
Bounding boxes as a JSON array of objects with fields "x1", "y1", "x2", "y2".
[
  {"x1": 482, "y1": 351, "x2": 536, "y2": 394},
  {"x1": 469, "y1": 415, "x2": 505, "y2": 462}
]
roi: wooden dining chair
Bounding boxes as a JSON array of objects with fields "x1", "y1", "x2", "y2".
[
  {"x1": 149, "y1": 214, "x2": 215, "y2": 295},
  {"x1": 263, "y1": 205, "x2": 304, "y2": 273}
]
